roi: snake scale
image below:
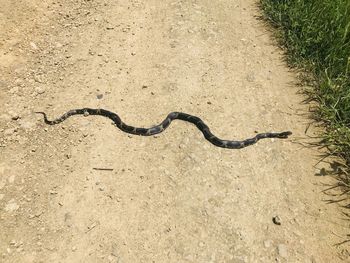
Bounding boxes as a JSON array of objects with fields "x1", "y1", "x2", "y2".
[{"x1": 36, "y1": 108, "x2": 292, "y2": 149}]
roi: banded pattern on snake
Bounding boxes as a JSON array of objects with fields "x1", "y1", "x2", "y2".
[{"x1": 36, "y1": 108, "x2": 292, "y2": 149}]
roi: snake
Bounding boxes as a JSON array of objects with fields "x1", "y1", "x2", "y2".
[{"x1": 35, "y1": 108, "x2": 292, "y2": 149}]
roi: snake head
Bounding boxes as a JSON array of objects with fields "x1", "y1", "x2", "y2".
[{"x1": 277, "y1": 131, "x2": 292, "y2": 138}]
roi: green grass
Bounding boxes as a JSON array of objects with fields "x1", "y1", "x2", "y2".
[{"x1": 259, "y1": 0, "x2": 350, "y2": 188}]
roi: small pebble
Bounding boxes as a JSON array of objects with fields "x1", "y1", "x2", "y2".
[
  {"x1": 108, "y1": 255, "x2": 116, "y2": 262},
  {"x1": 5, "y1": 200, "x2": 19, "y2": 212},
  {"x1": 4, "y1": 128, "x2": 16, "y2": 136},
  {"x1": 35, "y1": 86, "x2": 45, "y2": 94},
  {"x1": 272, "y1": 216, "x2": 281, "y2": 225},
  {"x1": 34, "y1": 75, "x2": 43, "y2": 83},
  {"x1": 264, "y1": 240, "x2": 272, "y2": 248},
  {"x1": 277, "y1": 244, "x2": 288, "y2": 258},
  {"x1": 97, "y1": 94, "x2": 103, "y2": 99},
  {"x1": 30, "y1": 42, "x2": 38, "y2": 50},
  {"x1": 11, "y1": 115, "x2": 19, "y2": 120},
  {"x1": 8, "y1": 110, "x2": 20, "y2": 120}
]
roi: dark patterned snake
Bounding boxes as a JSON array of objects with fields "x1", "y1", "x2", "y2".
[{"x1": 36, "y1": 108, "x2": 292, "y2": 149}]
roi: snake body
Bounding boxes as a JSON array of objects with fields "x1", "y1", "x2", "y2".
[{"x1": 36, "y1": 108, "x2": 292, "y2": 149}]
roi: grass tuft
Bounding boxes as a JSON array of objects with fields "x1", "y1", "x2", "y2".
[{"x1": 259, "y1": 0, "x2": 350, "y2": 197}]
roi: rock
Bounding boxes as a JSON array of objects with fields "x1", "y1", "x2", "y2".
[
  {"x1": 55, "y1": 42, "x2": 63, "y2": 48},
  {"x1": 277, "y1": 244, "x2": 288, "y2": 258},
  {"x1": 4, "y1": 128, "x2": 17, "y2": 136},
  {"x1": 272, "y1": 215, "x2": 282, "y2": 225},
  {"x1": 8, "y1": 110, "x2": 20, "y2": 120},
  {"x1": 34, "y1": 75, "x2": 44, "y2": 83},
  {"x1": 30, "y1": 42, "x2": 38, "y2": 50},
  {"x1": 5, "y1": 199, "x2": 19, "y2": 212},
  {"x1": 96, "y1": 94, "x2": 103, "y2": 99},
  {"x1": 108, "y1": 254, "x2": 117, "y2": 262},
  {"x1": 264, "y1": 240, "x2": 273, "y2": 248},
  {"x1": 35, "y1": 86, "x2": 45, "y2": 94}
]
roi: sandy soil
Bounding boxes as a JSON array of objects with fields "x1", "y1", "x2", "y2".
[{"x1": 0, "y1": 0, "x2": 349, "y2": 262}]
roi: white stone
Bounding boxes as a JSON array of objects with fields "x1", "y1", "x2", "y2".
[
  {"x1": 4, "y1": 128, "x2": 16, "y2": 136},
  {"x1": 35, "y1": 86, "x2": 45, "y2": 94},
  {"x1": 5, "y1": 199, "x2": 19, "y2": 212},
  {"x1": 264, "y1": 240, "x2": 273, "y2": 248},
  {"x1": 30, "y1": 42, "x2": 38, "y2": 50},
  {"x1": 277, "y1": 244, "x2": 288, "y2": 258}
]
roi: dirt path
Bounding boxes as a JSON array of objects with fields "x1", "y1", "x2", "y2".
[{"x1": 1, "y1": 0, "x2": 349, "y2": 262}]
